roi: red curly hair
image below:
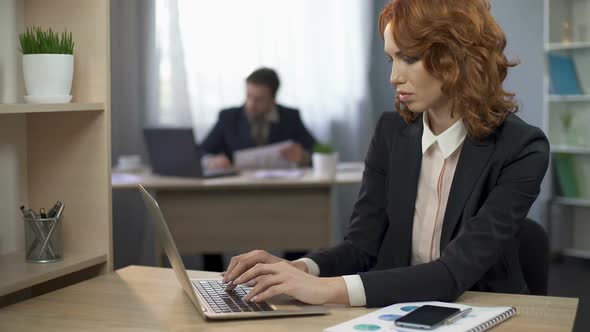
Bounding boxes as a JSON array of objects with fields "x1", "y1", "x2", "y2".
[{"x1": 379, "y1": 0, "x2": 518, "y2": 139}]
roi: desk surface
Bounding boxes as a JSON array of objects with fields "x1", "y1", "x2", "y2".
[
  {"x1": 112, "y1": 162, "x2": 364, "y2": 189},
  {"x1": 0, "y1": 265, "x2": 578, "y2": 332}
]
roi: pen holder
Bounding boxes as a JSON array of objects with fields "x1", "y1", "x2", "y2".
[{"x1": 24, "y1": 215, "x2": 63, "y2": 263}]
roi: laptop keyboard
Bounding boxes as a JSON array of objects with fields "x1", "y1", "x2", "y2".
[{"x1": 193, "y1": 280, "x2": 275, "y2": 314}]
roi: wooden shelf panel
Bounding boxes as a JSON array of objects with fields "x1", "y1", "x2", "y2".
[
  {"x1": 553, "y1": 197, "x2": 590, "y2": 208},
  {"x1": 0, "y1": 248, "x2": 107, "y2": 296},
  {"x1": 546, "y1": 42, "x2": 590, "y2": 51},
  {"x1": 0, "y1": 103, "x2": 104, "y2": 115},
  {"x1": 551, "y1": 145, "x2": 590, "y2": 154},
  {"x1": 548, "y1": 95, "x2": 590, "y2": 103},
  {"x1": 563, "y1": 248, "x2": 590, "y2": 259}
]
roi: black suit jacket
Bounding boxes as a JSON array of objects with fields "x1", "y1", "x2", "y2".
[
  {"x1": 200, "y1": 104, "x2": 317, "y2": 161},
  {"x1": 306, "y1": 111, "x2": 550, "y2": 307}
]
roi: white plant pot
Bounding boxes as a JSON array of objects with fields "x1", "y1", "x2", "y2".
[
  {"x1": 23, "y1": 54, "x2": 73, "y2": 103},
  {"x1": 312, "y1": 152, "x2": 339, "y2": 179}
]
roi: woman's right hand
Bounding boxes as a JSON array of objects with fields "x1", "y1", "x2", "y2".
[{"x1": 222, "y1": 250, "x2": 308, "y2": 290}]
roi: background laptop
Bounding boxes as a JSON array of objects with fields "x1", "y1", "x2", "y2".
[
  {"x1": 138, "y1": 184, "x2": 328, "y2": 320},
  {"x1": 143, "y1": 127, "x2": 238, "y2": 178}
]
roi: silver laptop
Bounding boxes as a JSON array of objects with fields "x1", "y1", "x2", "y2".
[{"x1": 138, "y1": 184, "x2": 329, "y2": 320}]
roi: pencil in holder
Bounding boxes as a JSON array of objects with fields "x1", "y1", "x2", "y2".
[{"x1": 24, "y1": 215, "x2": 63, "y2": 263}]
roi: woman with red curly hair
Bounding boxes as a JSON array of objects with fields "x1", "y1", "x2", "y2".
[{"x1": 223, "y1": 0, "x2": 549, "y2": 307}]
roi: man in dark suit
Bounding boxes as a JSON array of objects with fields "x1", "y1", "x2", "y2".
[
  {"x1": 201, "y1": 68, "x2": 317, "y2": 170},
  {"x1": 200, "y1": 68, "x2": 317, "y2": 271}
]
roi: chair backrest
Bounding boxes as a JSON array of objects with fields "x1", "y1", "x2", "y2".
[{"x1": 517, "y1": 218, "x2": 549, "y2": 295}]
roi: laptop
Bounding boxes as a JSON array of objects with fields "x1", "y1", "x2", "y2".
[
  {"x1": 143, "y1": 127, "x2": 238, "y2": 178},
  {"x1": 138, "y1": 184, "x2": 329, "y2": 320}
]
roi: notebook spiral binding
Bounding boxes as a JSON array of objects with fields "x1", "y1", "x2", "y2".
[{"x1": 466, "y1": 307, "x2": 517, "y2": 332}]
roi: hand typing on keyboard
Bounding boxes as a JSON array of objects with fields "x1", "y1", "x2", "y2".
[{"x1": 221, "y1": 250, "x2": 350, "y2": 305}]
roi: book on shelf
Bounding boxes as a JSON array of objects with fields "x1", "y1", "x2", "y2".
[
  {"x1": 554, "y1": 154, "x2": 579, "y2": 198},
  {"x1": 576, "y1": 155, "x2": 590, "y2": 199},
  {"x1": 548, "y1": 54, "x2": 583, "y2": 95},
  {"x1": 572, "y1": 49, "x2": 590, "y2": 94}
]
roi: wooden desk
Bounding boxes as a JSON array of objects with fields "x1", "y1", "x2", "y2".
[
  {"x1": 0, "y1": 266, "x2": 578, "y2": 331},
  {"x1": 111, "y1": 163, "x2": 363, "y2": 254}
]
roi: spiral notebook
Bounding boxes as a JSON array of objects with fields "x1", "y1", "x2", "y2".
[{"x1": 324, "y1": 301, "x2": 516, "y2": 332}]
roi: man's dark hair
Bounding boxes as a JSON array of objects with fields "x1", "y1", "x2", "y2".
[{"x1": 246, "y1": 68, "x2": 280, "y2": 98}]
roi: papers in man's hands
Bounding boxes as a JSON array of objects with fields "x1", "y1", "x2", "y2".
[
  {"x1": 234, "y1": 140, "x2": 295, "y2": 170},
  {"x1": 324, "y1": 301, "x2": 516, "y2": 332}
]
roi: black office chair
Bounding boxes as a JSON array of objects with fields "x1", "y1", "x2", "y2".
[{"x1": 517, "y1": 218, "x2": 549, "y2": 295}]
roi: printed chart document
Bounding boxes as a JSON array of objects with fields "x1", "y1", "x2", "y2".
[
  {"x1": 324, "y1": 301, "x2": 515, "y2": 332},
  {"x1": 234, "y1": 140, "x2": 295, "y2": 170}
]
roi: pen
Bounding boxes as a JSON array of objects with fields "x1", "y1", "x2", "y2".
[
  {"x1": 38, "y1": 219, "x2": 58, "y2": 260},
  {"x1": 40, "y1": 208, "x2": 47, "y2": 219},
  {"x1": 446, "y1": 307, "x2": 472, "y2": 324},
  {"x1": 47, "y1": 201, "x2": 62, "y2": 218},
  {"x1": 27, "y1": 208, "x2": 39, "y2": 219},
  {"x1": 20, "y1": 206, "x2": 31, "y2": 218},
  {"x1": 55, "y1": 203, "x2": 65, "y2": 219}
]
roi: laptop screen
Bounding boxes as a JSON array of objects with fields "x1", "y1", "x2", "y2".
[{"x1": 143, "y1": 127, "x2": 204, "y2": 177}]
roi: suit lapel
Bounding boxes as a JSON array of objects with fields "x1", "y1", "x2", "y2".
[{"x1": 440, "y1": 136, "x2": 495, "y2": 249}]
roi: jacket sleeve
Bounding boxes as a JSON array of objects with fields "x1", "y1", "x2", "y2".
[
  {"x1": 304, "y1": 113, "x2": 391, "y2": 276},
  {"x1": 358, "y1": 127, "x2": 550, "y2": 307},
  {"x1": 200, "y1": 112, "x2": 229, "y2": 157},
  {"x1": 291, "y1": 110, "x2": 317, "y2": 152}
]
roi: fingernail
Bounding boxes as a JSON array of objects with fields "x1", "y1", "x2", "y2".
[{"x1": 251, "y1": 296, "x2": 258, "y2": 302}]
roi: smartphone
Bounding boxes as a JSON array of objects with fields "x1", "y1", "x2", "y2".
[{"x1": 394, "y1": 305, "x2": 461, "y2": 330}]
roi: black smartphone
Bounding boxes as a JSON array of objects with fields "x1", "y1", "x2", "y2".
[{"x1": 394, "y1": 305, "x2": 461, "y2": 330}]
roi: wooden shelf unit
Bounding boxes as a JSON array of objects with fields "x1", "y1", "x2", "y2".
[
  {"x1": 0, "y1": 0, "x2": 112, "y2": 301},
  {"x1": 0, "y1": 102, "x2": 104, "y2": 114},
  {"x1": 0, "y1": 249, "x2": 108, "y2": 296}
]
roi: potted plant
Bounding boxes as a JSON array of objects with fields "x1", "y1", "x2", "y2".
[
  {"x1": 312, "y1": 143, "x2": 338, "y2": 179},
  {"x1": 19, "y1": 27, "x2": 74, "y2": 103}
]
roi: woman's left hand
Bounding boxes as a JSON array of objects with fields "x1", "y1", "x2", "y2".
[{"x1": 234, "y1": 261, "x2": 349, "y2": 305}]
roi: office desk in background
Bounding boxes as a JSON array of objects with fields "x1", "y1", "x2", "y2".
[
  {"x1": 0, "y1": 265, "x2": 578, "y2": 331},
  {"x1": 112, "y1": 163, "x2": 363, "y2": 261}
]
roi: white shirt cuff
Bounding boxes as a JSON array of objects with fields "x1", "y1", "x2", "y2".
[
  {"x1": 342, "y1": 275, "x2": 367, "y2": 307},
  {"x1": 201, "y1": 154, "x2": 213, "y2": 172},
  {"x1": 294, "y1": 258, "x2": 320, "y2": 277}
]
